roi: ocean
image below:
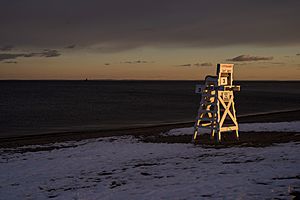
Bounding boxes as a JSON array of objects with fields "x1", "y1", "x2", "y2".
[{"x1": 0, "y1": 80, "x2": 299, "y2": 138}]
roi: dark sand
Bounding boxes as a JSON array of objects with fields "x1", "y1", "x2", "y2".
[{"x1": 1, "y1": 109, "x2": 300, "y2": 149}]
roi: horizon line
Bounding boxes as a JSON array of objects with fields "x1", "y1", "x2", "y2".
[{"x1": 0, "y1": 79, "x2": 300, "y2": 82}]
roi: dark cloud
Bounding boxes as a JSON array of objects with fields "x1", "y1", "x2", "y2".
[
  {"x1": 178, "y1": 62, "x2": 213, "y2": 67},
  {"x1": 122, "y1": 60, "x2": 151, "y2": 64},
  {"x1": 194, "y1": 62, "x2": 213, "y2": 67},
  {"x1": 296, "y1": 54, "x2": 300, "y2": 56},
  {"x1": 40, "y1": 49, "x2": 60, "y2": 57},
  {"x1": 0, "y1": 1, "x2": 299, "y2": 52},
  {"x1": 104, "y1": 63, "x2": 110, "y2": 66},
  {"x1": 227, "y1": 55, "x2": 273, "y2": 62},
  {"x1": 178, "y1": 64, "x2": 192, "y2": 67},
  {"x1": 0, "y1": 49, "x2": 61, "y2": 62},
  {"x1": 0, "y1": 45, "x2": 14, "y2": 51},
  {"x1": 231, "y1": 61, "x2": 285, "y2": 67},
  {"x1": 65, "y1": 45, "x2": 76, "y2": 49},
  {"x1": 0, "y1": 53, "x2": 25, "y2": 61}
]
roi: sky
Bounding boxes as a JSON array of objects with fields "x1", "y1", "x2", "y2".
[{"x1": 0, "y1": 0, "x2": 299, "y2": 80}]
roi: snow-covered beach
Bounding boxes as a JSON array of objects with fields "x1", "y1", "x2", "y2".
[{"x1": 1, "y1": 121, "x2": 300, "y2": 199}]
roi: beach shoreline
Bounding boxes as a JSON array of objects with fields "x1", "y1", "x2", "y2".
[{"x1": 1, "y1": 109, "x2": 300, "y2": 148}]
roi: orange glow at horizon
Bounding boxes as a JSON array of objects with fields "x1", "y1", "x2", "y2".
[{"x1": 0, "y1": 46, "x2": 299, "y2": 80}]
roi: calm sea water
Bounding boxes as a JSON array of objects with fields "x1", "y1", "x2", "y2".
[{"x1": 0, "y1": 81, "x2": 300, "y2": 138}]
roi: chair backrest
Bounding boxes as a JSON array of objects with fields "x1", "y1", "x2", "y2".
[{"x1": 216, "y1": 64, "x2": 234, "y2": 86}]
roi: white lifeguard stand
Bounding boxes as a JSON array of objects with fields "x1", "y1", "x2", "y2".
[{"x1": 193, "y1": 64, "x2": 240, "y2": 142}]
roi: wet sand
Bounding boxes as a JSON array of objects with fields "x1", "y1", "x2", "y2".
[
  {"x1": 142, "y1": 131, "x2": 300, "y2": 147},
  {"x1": 1, "y1": 109, "x2": 300, "y2": 148}
]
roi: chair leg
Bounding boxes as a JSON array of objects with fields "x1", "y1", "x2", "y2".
[
  {"x1": 211, "y1": 129, "x2": 215, "y2": 139},
  {"x1": 235, "y1": 130, "x2": 239, "y2": 140},
  {"x1": 193, "y1": 130, "x2": 198, "y2": 140},
  {"x1": 218, "y1": 131, "x2": 221, "y2": 142}
]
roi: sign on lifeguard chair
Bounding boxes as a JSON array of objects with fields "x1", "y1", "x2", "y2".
[{"x1": 194, "y1": 64, "x2": 240, "y2": 142}]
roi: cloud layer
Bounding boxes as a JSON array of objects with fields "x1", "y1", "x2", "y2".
[
  {"x1": 178, "y1": 62, "x2": 213, "y2": 67},
  {"x1": 122, "y1": 60, "x2": 151, "y2": 64},
  {"x1": 194, "y1": 62, "x2": 213, "y2": 67},
  {"x1": 0, "y1": 49, "x2": 61, "y2": 62},
  {"x1": 0, "y1": 0, "x2": 299, "y2": 52},
  {"x1": 227, "y1": 55, "x2": 273, "y2": 62}
]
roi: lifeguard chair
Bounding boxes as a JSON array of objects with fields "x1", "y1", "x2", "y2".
[{"x1": 193, "y1": 64, "x2": 240, "y2": 142}]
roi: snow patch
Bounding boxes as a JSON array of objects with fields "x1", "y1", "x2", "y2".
[{"x1": 0, "y1": 136, "x2": 300, "y2": 199}]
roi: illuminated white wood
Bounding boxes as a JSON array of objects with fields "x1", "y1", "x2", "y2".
[{"x1": 193, "y1": 64, "x2": 240, "y2": 142}]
